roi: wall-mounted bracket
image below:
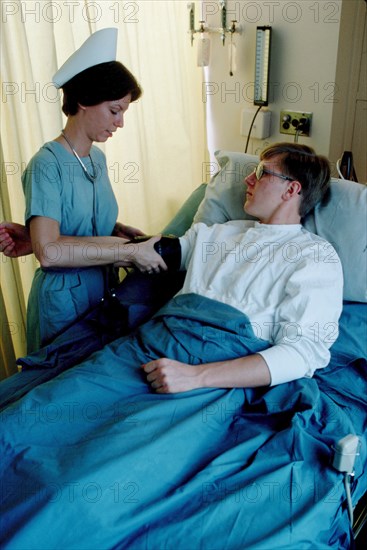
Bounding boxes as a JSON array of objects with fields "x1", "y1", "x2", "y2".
[{"x1": 188, "y1": 1, "x2": 242, "y2": 46}]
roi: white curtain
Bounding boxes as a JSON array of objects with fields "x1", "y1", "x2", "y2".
[{"x1": 0, "y1": 0, "x2": 206, "y2": 376}]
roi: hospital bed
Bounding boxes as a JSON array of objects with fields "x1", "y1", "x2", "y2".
[{"x1": 0, "y1": 150, "x2": 366, "y2": 549}]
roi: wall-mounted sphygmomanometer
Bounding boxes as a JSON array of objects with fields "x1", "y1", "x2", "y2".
[
  {"x1": 242, "y1": 26, "x2": 272, "y2": 151},
  {"x1": 254, "y1": 26, "x2": 272, "y2": 106}
]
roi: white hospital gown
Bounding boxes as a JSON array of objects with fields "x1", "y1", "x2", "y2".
[{"x1": 179, "y1": 220, "x2": 344, "y2": 385}]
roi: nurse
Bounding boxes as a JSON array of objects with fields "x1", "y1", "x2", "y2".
[{"x1": 2, "y1": 28, "x2": 167, "y2": 353}]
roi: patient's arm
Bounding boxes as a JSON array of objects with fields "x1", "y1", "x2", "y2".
[
  {"x1": 0, "y1": 221, "x2": 33, "y2": 257},
  {"x1": 142, "y1": 354, "x2": 271, "y2": 394}
]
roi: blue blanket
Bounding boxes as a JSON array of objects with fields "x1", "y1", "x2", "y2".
[{"x1": 1, "y1": 295, "x2": 366, "y2": 549}]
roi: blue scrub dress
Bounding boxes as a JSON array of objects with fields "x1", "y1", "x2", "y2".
[{"x1": 22, "y1": 141, "x2": 119, "y2": 353}]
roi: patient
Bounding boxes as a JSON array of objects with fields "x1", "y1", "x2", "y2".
[
  {"x1": 3, "y1": 142, "x2": 343, "y2": 393},
  {"x1": 139, "y1": 142, "x2": 344, "y2": 392}
]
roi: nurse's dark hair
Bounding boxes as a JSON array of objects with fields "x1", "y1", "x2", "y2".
[
  {"x1": 260, "y1": 142, "x2": 331, "y2": 218},
  {"x1": 61, "y1": 61, "x2": 142, "y2": 116}
]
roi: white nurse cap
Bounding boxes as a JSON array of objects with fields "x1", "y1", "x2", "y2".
[{"x1": 52, "y1": 28, "x2": 118, "y2": 88}]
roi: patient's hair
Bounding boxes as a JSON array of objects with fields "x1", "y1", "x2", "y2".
[
  {"x1": 62, "y1": 61, "x2": 142, "y2": 116},
  {"x1": 260, "y1": 143, "x2": 331, "y2": 218}
]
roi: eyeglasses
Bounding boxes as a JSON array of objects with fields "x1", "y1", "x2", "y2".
[{"x1": 253, "y1": 163, "x2": 294, "y2": 182}]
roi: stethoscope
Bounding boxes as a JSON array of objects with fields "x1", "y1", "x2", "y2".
[{"x1": 61, "y1": 130, "x2": 98, "y2": 236}]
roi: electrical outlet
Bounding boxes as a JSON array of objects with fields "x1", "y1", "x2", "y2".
[{"x1": 280, "y1": 110, "x2": 312, "y2": 136}]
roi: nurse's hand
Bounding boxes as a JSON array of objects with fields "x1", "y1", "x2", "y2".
[
  {"x1": 113, "y1": 222, "x2": 145, "y2": 240},
  {"x1": 0, "y1": 221, "x2": 33, "y2": 257},
  {"x1": 114, "y1": 235, "x2": 168, "y2": 273}
]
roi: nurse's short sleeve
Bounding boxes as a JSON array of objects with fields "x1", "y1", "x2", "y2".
[{"x1": 22, "y1": 146, "x2": 63, "y2": 224}]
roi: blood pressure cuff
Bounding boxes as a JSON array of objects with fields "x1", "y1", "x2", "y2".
[
  {"x1": 127, "y1": 234, "x2": 181, "y2": 271},
  {"x1": 111, "y1": 234, "x2": 182, "y2": 329},
  {"x1": 17, "y1": 236, "x2": 184, "y2": 371}
]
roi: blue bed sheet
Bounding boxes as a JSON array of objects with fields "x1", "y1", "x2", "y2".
[{"x1": 0, "y1": 295, "x2": 366, "y2": 549}]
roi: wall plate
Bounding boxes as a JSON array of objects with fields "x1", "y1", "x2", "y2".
[{"x1": 280, "y1": 111, "x2": 312, "y2": 136}]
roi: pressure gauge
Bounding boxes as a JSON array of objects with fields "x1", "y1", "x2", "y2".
[{"x1": 254, "y1": 26, "x2": 272, "y2": 106}]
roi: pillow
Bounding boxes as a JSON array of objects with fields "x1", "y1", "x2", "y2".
[
  {"x1": 194, "y1": 151, "x2": 258, "y2": 224},
  {"x1": 194, "y1": 150, "x2": 367, "y2": 303},
  {"x1": 163, "y1": 183, "x2": 207, "y2": 237}
]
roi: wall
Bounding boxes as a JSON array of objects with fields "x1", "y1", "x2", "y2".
[
  {"x1": 196, "y1": 0, "x2": 343, "y2": 167},
  {"x1": 329, "y1": 0, "x2": 366, "y2": 182}
]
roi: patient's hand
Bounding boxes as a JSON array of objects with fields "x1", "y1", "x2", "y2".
[
  {"x1": 142, "y1": 358, "x2": 202, "y2": 393},
  {"x1": 0, "y1": 221, "x2": 33, "y2": 257}
]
